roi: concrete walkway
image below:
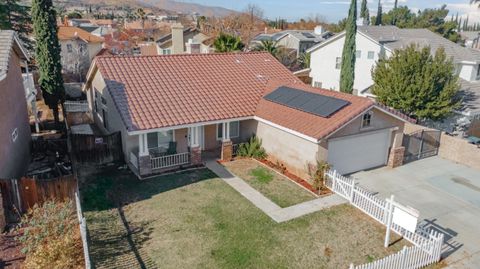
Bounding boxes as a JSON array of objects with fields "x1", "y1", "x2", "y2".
[{"x1": 206, "y1": 161, "x2": 345, "y2": 223}]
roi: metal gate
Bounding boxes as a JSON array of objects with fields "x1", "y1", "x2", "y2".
[{"x1": 402, "y1": 130, "x2": 441, "y2": 163}]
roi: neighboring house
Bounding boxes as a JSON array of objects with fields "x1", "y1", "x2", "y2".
[
  {"x1": 460, "y1": 31, "x2": 480, "y2": 50},
  {"x1": 124, "y1": 20, "x2": 161, "y2": 41},
  {"x1": 0, "y1": 30, "x2": 33, "y2": 179},
  {"x1": 58, "y1": 26, "x2": 104, "y2": 81},
  {"x1": 308, "y1": 26, "x2": 480, "y2": 129},
  {"x1": 156, "y1": 24, "x2": 213, "y2": 55},
  {"x1": 251, "y1": 26, "x2": 333, "y2": 56},
  {"x1": 84, "y1": 52, "x2": 412, "y2": 178}
]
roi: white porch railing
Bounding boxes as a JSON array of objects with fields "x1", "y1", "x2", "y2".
[
  {"x1": 64, "y1": 101, "x2": 90, "y2": 112},
  {"x1": 130, "y1": 152, "x2": 138, "y2": 169},
  {"x1": 325, "y1": 170, "x2": 444, "y2": 269},
  {"x1": 151, "y1": 152, "x2": 190, "y2": 170}
]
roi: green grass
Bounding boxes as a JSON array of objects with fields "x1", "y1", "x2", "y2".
[
  {"x1": 250, "y1": 167, "x2": 274, "y2": 183},
  {"x1": 224, "y1": 159, "x2": 315, "y2": 207},
  {"x1": 81, "y1": 166, "x2": 408, "y2": 269}
]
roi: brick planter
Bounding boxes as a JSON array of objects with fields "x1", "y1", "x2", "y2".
[
  {"x1": 191, "y1": 146, "x2": 202, "y2": 165},
  {"x1": 138, "y1": 155, "x2": 152, "y2": 176},
  {"x1": 221, "y1": 140, "x2": 233, "y2": 161}
]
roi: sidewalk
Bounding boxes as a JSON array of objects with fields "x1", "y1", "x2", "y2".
[{"x1": 206, "y1": 161, "x2": 346, "y2": 223}]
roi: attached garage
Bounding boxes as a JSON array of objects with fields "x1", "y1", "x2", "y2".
[{"x1": 327, "y1": 129, "x2": 392, "y2": 175}]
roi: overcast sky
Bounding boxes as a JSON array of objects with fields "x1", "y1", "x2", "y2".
[{"x1": 177, "y1": 0, "x2": 480, "y2": 23}]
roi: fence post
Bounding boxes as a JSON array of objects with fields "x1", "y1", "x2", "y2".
[
  {"x1": 349, "y1": 263, "x2": 354, "y2": 269},
  {"x1": 400, "y1": 246, "x2": 408, "y2": 268},
  {"x1": 384, "y1": 195, "x2": 395, "y2": 248},
  {"x1": 349, "y1": 178, "x2": 355, "y2": 203},
  {"x1": 332, "y1": 170, "x2": 337, "y2": 191}
]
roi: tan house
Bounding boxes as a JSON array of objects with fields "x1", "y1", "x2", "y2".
[
  {"x1": 156, "y1": 24, "x2": 213, "y2": 55},
  {"x1": 84, "y1": 52, "x2": 412, "y2": 178},
  {"x1": 0, "y1": 30, "x2": 33, "y2": 179},
  {"x1": 58, "y1": 26, "x2": 104, "y2": 81}
]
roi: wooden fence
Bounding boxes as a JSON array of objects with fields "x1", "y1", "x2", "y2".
[
  {"x1": 0, "y1": 175, "x2": 77, "y2": 214},
  {"x1": 70, "y1": 132, "x2": 123, "y2": 164},
  {"x1": 325, "y1": 170, "x2": 444, "y2": 269}
]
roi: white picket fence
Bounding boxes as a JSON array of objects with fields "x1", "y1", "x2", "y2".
[
  {"x1": 75, "y1": 192, "x2": 92, "y2": 269},
  {"x1": 325, "y1": 170, "x2": 444, "y2": 269}
]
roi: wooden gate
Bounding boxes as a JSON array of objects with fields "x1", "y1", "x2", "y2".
[
  {"x1": 0, "y1": 175, "x2": 77, "y2": 216},
  {"x1": 70, "y1": 131, "x2": 123, "y2": 164}
]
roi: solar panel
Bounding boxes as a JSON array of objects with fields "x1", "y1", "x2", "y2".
[{"x1": 264, "y1": 86, "x2": 350, "y2": 118}]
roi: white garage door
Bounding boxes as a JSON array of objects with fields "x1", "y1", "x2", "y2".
[{"x1": 327, "y1": 130, "x2": 392, "y2": 175}]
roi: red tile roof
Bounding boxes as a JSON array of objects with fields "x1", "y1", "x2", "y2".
[
  {"x1": 93, "y1": 52, "x2": 379, "y2": 140},
  {"x1": 58, "y1": 26, "x2": 104, "y2": 43}
]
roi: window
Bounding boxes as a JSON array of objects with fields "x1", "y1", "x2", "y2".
[
  {"x1": 66, "y1": 44, "x2": 73, "y2": 53},
  {"x1": 361, "y1": 112, "x2": 372, "y2": 128},
  {"x1": 335, "y1": 57, "x2": 341, "y2": 69},
  {"x1": 314, "y1": 81, "x2": 322, "y2": 88},
  {"x1": 11, "y1": 128, "x2": 18, "y2": 142},
  {"x1": 217, "y1": 121, "x2": 240, "y2": 140},
  {"x1": 162, "y1": 49, "x2": 171, "y2": 55},
  {"x1": 367, "y1": 51, "x2": 375, "y2": 59},
  {"x1": 356, "y1": 50, "x2": 362, "y2": 59},
  {"x1": 147, "y1": 131, "x2": 174, "y2": 149},
  {"x1": 79, "y1": 43, "x2": 86, "y2": 53}
]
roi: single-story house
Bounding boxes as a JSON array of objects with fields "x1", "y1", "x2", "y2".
[{"x1": 84, "y1": 52, "x2": 413, "y2": 178}]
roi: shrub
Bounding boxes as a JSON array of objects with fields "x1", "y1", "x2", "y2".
[
  {"x1": 236, "y1": 135, "x2": 267, "y2": 159},
  {"x1": 310, "y1": 161, "x2": 331, "y2": 192},
  {"x1": 17, "y1": 200, "x2": 84, "y2": 269}
]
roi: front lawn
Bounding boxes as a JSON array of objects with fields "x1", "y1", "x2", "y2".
[
  {"x1": 81, "y1": 167, "x2": 407, "y2": 269},
  {"x1": 223, "y1": 159, "x2": 316, "y2": 207}
]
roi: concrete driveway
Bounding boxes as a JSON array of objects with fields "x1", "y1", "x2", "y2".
[{"x1": 351, "y1": 157, "x2": 480, "y2": 269}]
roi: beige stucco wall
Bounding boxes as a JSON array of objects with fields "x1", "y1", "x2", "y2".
[{"x1": 438, "y1": 133, "x2": 480, "y2": 170}]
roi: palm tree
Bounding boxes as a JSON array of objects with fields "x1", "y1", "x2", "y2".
[
  {"x1": 254, "y1": 40, "x2": 279, "y2": 56},
  {"x1": 213, "y1": 33, "x2": 245, "y2": 52},
  {"x1": 298, "y1": 52, "x2": 311, "y2": 69}
]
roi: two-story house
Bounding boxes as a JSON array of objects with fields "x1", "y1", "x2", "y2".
[
  {"x1": 0, "y1": 30, "x2": 33, "y2": 179},
  {"x1": 156, "y1": 24, "x2": 213, "y2": 55},
  {"x1": 251, "y1": 26, "x2": 333, "y2": 57},
  {"x1": 308, "y1": 26, "x2": 480, "y2": 126}
]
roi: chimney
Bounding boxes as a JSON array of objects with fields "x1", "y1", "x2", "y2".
[
  {"x1": 171, "y1": 23, "x2": 184, "y2": 54},
  {"x1": 314, "y1": 25, "x2": 325, "y2": 35}
]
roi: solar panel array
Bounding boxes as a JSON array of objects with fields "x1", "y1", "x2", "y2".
[{"x1": 264, "y1": 86, "x2": 350, "y2": 118}]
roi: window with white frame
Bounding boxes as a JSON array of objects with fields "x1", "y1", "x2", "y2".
[
  {"x1": 356, "y1": 50, "x2": 362, "y2": 59},
  {"x1": 367, "y1": 51, "x2": 375, "y2": 59},
  {"x1": 313, "y1": 81, "x2": 322, "y2": 88},
  {"x1": 147, "y1": 130, "x2": 174, "y2": 149},
  {"x1": 11, "y1": 128, "x2": 18, "y2": 142},
  {"x1": 162, "y1": 49, "x2": 171, "y2": 55},
  {"x1": 335, "y1": 57, "x2": 341, "y2": 69},
  {"x1": 217, "y1": 121, "x2": 240, "y2": 140},
  {"x1": 361, "y1": 112, "x2": 373, "y2": 128}
]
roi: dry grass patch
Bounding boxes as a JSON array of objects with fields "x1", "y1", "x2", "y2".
[
  {"x1": 82, "y1": 167, "x2": 409, "y2": 269},
  {"x1": 224, "y1": 159, "x2": 316, "y2": 207}
]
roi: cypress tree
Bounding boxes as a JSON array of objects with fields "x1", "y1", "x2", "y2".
[
  {"x1": 458, "y1": 17, "x2": 462, "y2": 32},
  {"x1": 394, "y1": 0, "x2": 398, "y2": 9},
  {"x1": 339, "y1": 0, "x2": 357, "y2": 94},
  {"x1": 375, "y1": 0, "x2": 382, "y2": 26},
  {"x1": 360, "y1": 0, "x2": 370, "y2": 25},
  {"x1": 31, "y1": 0, "x2": 65, "y2": 125}
]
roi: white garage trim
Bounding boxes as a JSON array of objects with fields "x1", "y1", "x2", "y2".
[{"x1": 327, "y1": 128, "x2": 395, "y2": 175}]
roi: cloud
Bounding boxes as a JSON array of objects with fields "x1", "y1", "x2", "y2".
[{"x1": 447, "y1": 3, "x2": 480, "y2": 24}]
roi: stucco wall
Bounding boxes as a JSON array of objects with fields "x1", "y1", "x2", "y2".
[
  {"x1": 438, "y1": 134, "x2": 480, "y2": 170},
  {"x1": 256, "y1": 121, "x2": 322, "y2": 179},
  {"x1": 0, "y1": 49, "x2": 31, "y2": 179}
]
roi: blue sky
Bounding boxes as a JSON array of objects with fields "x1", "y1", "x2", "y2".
[{"x1": 177, "y1": 0, "x2": 480, "y2": 23}]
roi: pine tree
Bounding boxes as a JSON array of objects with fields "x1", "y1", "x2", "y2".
[
  {"x1": 372, "y1": 45, "x2": 460, "y2": 120},
  {"x1": 360, "y1": 0, "x2": 370, "y2": 25},
  {"x1": 0, "y1": 0, "x2": 33, "y2": 51},
  {"x1": 339, "y1": 0, "x2": 357, "y2": 94},
  {"x1": 375, "y1": 0, "x2": 382, "y2": 26},
  {"x1": 394, "y1": 0, "x2": 398, "y2": 9},
  {"x1": 31, "y1": 0, "x2": 65, "y2": 125}
]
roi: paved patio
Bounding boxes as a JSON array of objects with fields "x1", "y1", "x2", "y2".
[
  {"x1": 351, "y1": 156, "x2": 480, "y2": 269},
  {"x1": 206, "y1": 161, "x2": 346, "y2": 223}
]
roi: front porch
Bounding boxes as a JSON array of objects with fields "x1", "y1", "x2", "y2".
[{"x1": 128, "y1": 120, "x2": 255, "y2": 177}]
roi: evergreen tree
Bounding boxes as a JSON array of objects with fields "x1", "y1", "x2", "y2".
[
  {"x1": 31, "y1": 0, "x2": 65, "y2": 125},
  {"x1": 0, "y1": 0, "x2": 33, "y2": 51},
  {"x1": 458, "y1": 17, "x2": 462, "y2": 32},
  {"x1": 372, "y1": 45, "x2": 460, "y2": 121},
  {"x1": 360, "y1": 0, "x2": 370, "y2": 25},
  {"x1": 465, "y1": 16, "x2": 469, "y2": 31},
  {"x1": 394, "y1": 0, "x2": 398, "y2": 9},
  {"x1": 375, "y1": 0, "x2": 382, "y2": 25},
  {"x1": 339, "y1": 0, "x2": 357, "y2": 94}
]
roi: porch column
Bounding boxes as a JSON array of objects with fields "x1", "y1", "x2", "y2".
[
  {"x1": 189, "y1": 126, "x2": 202, "y2": 165},
  {"x1": 221, "y1": 122, "x2": 233, "y2": 161},
  {"x1": 138, "y1": 133, "x2": 152, "y2": 176},
  {"x1": 387, "y1": 131, "x2": 405, "y2": 168}
]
